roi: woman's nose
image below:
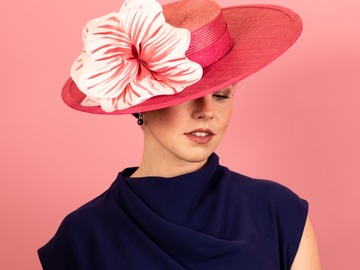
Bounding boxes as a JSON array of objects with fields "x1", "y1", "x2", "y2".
[{"x1": 191, "y1": 95, "x2": 215, "y2": 120}]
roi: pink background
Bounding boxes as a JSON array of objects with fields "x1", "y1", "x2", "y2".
[{"x1": 1, "y1": 0, "x2": 359, "y2": 269}]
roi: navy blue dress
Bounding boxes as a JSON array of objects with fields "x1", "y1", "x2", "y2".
[{"x1": 38, "y1": 153, "x2": 308, "y2": 270}]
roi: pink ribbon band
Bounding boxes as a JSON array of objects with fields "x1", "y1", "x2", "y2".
[
  {"x1": 186, "y1": 12, "x2": 234, "y2": 68},
  {"x1": 186, "y1": 27, "x2": 233, "y2": 68}
]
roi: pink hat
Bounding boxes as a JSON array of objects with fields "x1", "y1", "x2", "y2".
[{"x1": 62, "y1": 0, "x2": 302, "y2": 115}]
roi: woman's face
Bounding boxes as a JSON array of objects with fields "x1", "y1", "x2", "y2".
[{"x1": 142, "y1": 85, "x2": 235, "y2": 169}]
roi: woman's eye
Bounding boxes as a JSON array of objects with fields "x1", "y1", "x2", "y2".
[{"x1": 213, "y1": 94, "x2": 230, "y2": 100}]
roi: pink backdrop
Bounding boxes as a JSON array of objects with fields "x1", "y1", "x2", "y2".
[{"x1": 1, "y1": 0, "x2": 359, "y2": 269}]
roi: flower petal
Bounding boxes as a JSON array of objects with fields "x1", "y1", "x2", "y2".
[
  {"x1": 70, "y1": 0, "x2": 203, "y2": 112},
  {"x1": 119, "y1": 0, "x2": 165, "y2": 53},
  {"x1": 71, "y1": 12, "x2": 138, "y2": 99},
  {"x1": 141, "y1": 23, "x2": 203, "y2": 88},
  {"x1": 142, "y1": 25, "x2": 190, "y2": 64}
]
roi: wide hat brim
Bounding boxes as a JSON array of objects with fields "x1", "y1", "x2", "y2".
[{"x1": 62, "y1": 4, "x2": 302, "y2": 115}]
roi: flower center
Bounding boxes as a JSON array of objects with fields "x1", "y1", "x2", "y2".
[{"x1": 131, "y1": 44, "x2": 139, "y2": 59}]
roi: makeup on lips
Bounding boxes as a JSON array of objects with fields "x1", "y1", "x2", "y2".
[{"x1": 184, "y1": 129, "x2": 215, "y2": 144}]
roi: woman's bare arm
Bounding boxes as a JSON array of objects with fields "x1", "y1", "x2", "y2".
[{"x1": 291, "y1": 217, "x2": 321, "y2": 270}]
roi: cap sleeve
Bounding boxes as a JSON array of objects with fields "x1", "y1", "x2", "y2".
[
  {"x1": 264, "y1": 180, "x2": 309, "y2": 268},
  {"x1": 38, "y1": 214, "x2": 80, "y2": 270}
]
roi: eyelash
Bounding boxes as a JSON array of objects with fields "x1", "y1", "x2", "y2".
[{"x1": 213, "y1": 94, "x2": 230, "y2": 101}]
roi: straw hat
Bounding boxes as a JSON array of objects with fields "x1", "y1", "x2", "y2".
[{"x1": 62, "y1": 0, "x2": 302, "y2": 114}]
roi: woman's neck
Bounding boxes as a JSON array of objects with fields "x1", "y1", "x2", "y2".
[{"x1": 131, "y1": 151, "x2": 207, "y2": 178}]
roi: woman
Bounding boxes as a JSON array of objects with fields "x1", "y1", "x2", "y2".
[{"x1": 39, "y1": 0, "x2": 321, "y2": 269}]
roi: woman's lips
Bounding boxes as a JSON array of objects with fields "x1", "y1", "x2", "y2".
[{"x1": 185, "y1": 129, "x2": 215, "y2": 144}]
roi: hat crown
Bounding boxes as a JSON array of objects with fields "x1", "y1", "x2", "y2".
[
  {"x1": 163, "y1": 0, "x2": 221, "y2": 31},
  {"x1": 164, "y1": 0, "x2": 233, "y2": 68}
]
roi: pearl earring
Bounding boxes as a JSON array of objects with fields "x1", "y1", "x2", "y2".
[{"x1": 137, "y1": 113, "x2": 143, "y2": 126}]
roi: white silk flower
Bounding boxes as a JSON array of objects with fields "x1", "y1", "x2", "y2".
[{"x1": 71, "y1": 0, "x2": 203, "y2": 112}]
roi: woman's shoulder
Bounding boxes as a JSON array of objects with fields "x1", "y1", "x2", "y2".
[
  {"x1": 38, "y1": 183, "x2": 125, "y2": 268},
  {"x1": 223, "y1": 168, "x2": 308, "y2": 253},
  {"x1": 59, "y1": 184, "x2": 119, "y2": 232},
  {"x1": 225, "y1": 167, "x2": 306, "y2": 204},
  {"x1": 221, "y1": 167, "x2": 309, "y2": 225}
]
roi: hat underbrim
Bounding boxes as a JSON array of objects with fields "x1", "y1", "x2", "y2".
[{"x1": 61, "y1": 4, "x2": 302, "y2": 115}]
